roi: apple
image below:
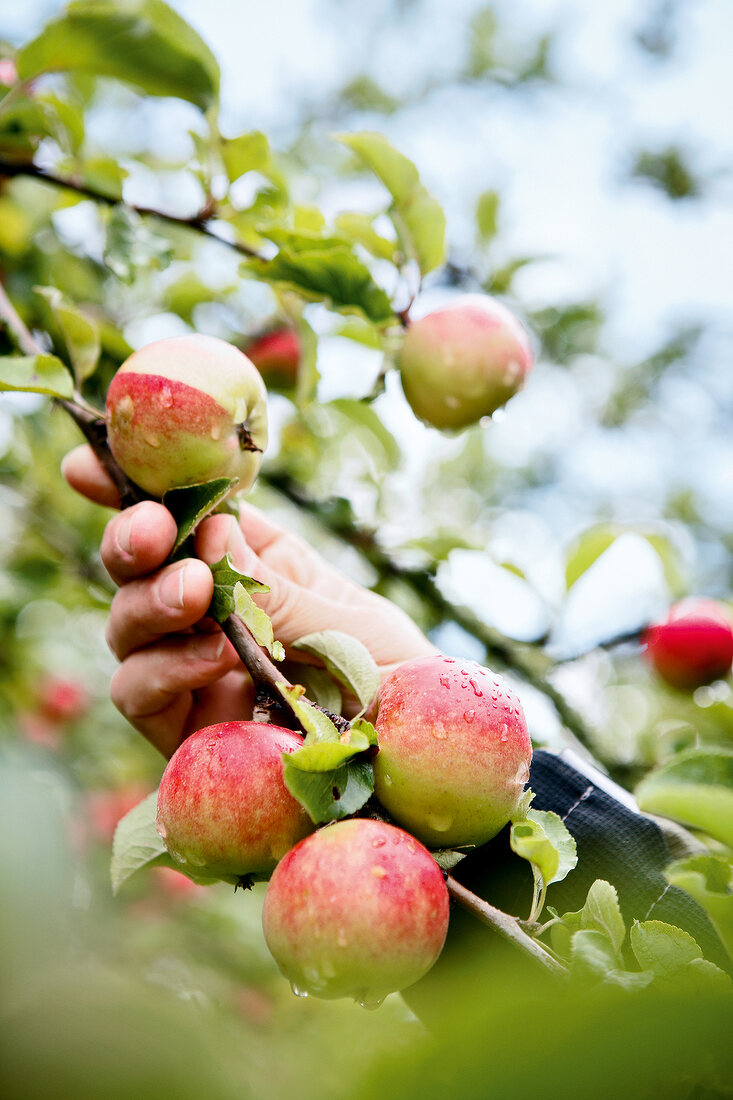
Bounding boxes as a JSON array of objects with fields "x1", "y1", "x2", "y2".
[
  {"x1": 643, "y1": 598, "x2": 733, "y2": 691},
  {"x1": 245, "y1": 327, "x2": 300, "y2": 390},
  {"x1": 156, "y1": 721, "x2": 314, "y2": 879},
  {"x1": 262, "y1": 818, "x2": 449, "y2": 1005},
  {"x1": 106, "y1": 333, "x2": 268, "y2": 498},
  {"x1": 398, "y1": 295, "x2": 533, "y2": 430},
  {"x1": 39, "y1": 676, "x2": 90, "y2": 724},
  {"x1": 372, "y1": 655, "x2": 532, "y2": 847}
]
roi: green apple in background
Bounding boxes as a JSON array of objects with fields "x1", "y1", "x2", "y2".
[
  {"x1": 262, "y1": 818, "x2": 450, "y2": 1006},
  {"x1": 398, "y1": 294, "x2": 533, "y2": 430},
  {"x1": 373, "y1": 655, "x2": 532, "y2": 847},
  {"x1": 106, "y1": 333, "x2": 268, "y2": 497}
]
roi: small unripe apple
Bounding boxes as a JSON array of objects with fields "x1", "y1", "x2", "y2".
[
  {"x1": 373, "y1": 655, "x2": 532, "y2": 847},
  {"x1": 106, "y1": 334, "x2": 268, "y2": 498},
  {"x1": 262, "y1": 818, "x2": 449, "y2": 1006},
  {"x1": 156, "y1": 722, "x2": 314, "y2": 879},
  {"x1": 245, "y1": 327, "x2": 300, "y2": 390},
  {"x1": 643, "y1": 599, "x2": 733, "y2": 691},
  {"x1": 398, "y1": 295, "x2": 533, "y2": 430}
]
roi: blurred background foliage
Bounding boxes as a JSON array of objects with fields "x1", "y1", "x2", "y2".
[{"x1": 0, "y1": 0, "x2": 732, "y2": 1095}]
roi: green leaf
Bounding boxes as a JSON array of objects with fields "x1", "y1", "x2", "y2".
[
  {"x1": 635, "y1": 748, "x2": 733, "y2": 847},
  {"x1": 431, "y1": 849, "x2": 468, "y2": 872},
  {"x1": 17, "y1": 0, "x2": 220, "y2": 111},
  {"x1": 570, "y1": 929, "x2": 621, "y2": 982},
  {"x1": 163, "y1": 480, "x2": 239, "y2": 556},
  {"x1": 252, "y1": 245, "x2": 394, "y2": 324},
  {"x1": 0, "y1": 354, "x2": 73, "y2": 398},
  {"x1": 221, "y1": 131, "x2": 270, "y2": 182},
  {"x1": 234, "y1": 581, "x2": 285, "y2": 662},
  {"x1": 334, "y1": 212, "x2": 397, "y2": 261},
  {"x1": 329, "y1": 398, "x2": 401, "y2": 469},
  {"x1": 275, "y1": 682, "x2": 341, "y2": 744},
  {"x1": 630, "y1": 920, "x2": 702, "y2": 978},
  {"x1": 207, "y1": 552, "x2": 268, "y2": 623},
  {"x1": 476, "y1": 190, "x2": 500, "y2": 243},
  {"x1": 337, "y1": 131, "x2": 446, "y2": 275},
  {"x1": 103, "y1": 205, "x2": 173, "y2": 284},
  {"x1": 664, "y1": 855, "x2": 733, "y2": 959},
  {"x1": 282, "y1": 757, "x2": 373, "y2": 823},
  {"x1": 35, "y1": 286, "x2": 100, "y2": 383},
  {"x1": 581, "y1": 880, "x2": 626, "y2": 958},
  {"x1": 292, "y1": 630, "x2": 380, "y2": 712},
  {"x1": 294, "y1": 666, "x2": 342, "y2": 715},
  {"x1": 564, "y1": 523, "x2": 685, "y2": 594},
  {"x1": 110, "y1": 791, "x2": 166, "y2": 894},
  {"x1": 349, "y1": 717, "x2": 379, "y2": 746},
  {"x1": 510, "y1": 809, "x2": 578, "y2": 887},
  {"x1": 287, "y1": 729, "x2": 371, "y2": 772}
]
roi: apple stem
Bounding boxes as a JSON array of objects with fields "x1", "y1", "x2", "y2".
[{"x1": 445, "y1": 875, "x2": 568, "y2": 977}]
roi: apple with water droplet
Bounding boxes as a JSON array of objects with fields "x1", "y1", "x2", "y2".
[
  {"x1": 373, "y1": 655, "x2": 532, "y2": 847},
  {"x1": 398, "y1": 295, "x2": 533, "y2": 430},
  {"x1": 643, "y1": 598, "x2": 733, "y2": 691},
  {"x1": 262, "y1": 818, "x2": 449, "y2": 1005},
  {"x1": 106, "y1": 334, "x2": 267, "y2": 498},
  {"x1": 156, "y1": 721, "x2": 314, "y2": 879}
]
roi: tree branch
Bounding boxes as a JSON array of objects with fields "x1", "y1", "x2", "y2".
[
  {"x1": 446, "y1": 875, "x2": 567, "y2": 976},
  {"x1": 0, "y1": 159, "x2": 263, "y2": 260}
]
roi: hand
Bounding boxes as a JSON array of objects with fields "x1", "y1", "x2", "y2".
[{"x1": 62, "y1": 445, "x2": 437, "y2": 758}]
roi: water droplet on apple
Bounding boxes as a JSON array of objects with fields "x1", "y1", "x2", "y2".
[
  {"x1": 161, "y1": 385, "x2": 173, "y2": 408},
  {"x1": 382, "y1": 773, "x2": 393, "y2": 787},
  {"x1": 290, "y1": 983, "x2": 309, "y2": 999},
  {"x1": 426, "y1": 812, "x2": 453, "y2": 833},
  {"x1": 460, "y1": 669, "x2": 469, "y2": 676},
  {"x1": 337, "y1": 929, "x2": 349, "y2": 947},
  {"x1": 464, "y1": 710, "x2": 475, "y2": 723},
  {"x1": 144, "y1": 432, "x2": 160, "y2": 449},
  {"x1": 117, "y1": 394, "x2": 134, "y2": 424},
  {"x1": 439, "y1": 675, "x2": 450, "y2": 688},
  {"x1": 372, "y1": 865, "x2": 387, "y2": 879},
  {"x1": 468, "y1": 678, "x2": 483, "y2": 697},
  {"x1": 210, "y1": 423, "x2": 222, "y2": 441},
  {"x1": 432, "y1": 727, "x2": 448, "y2": 740},
  {"x1": 372, "y1": 837, "x2": 386, "y2": 848},
  {"x1": 443, "y1": 658, "x2": 455, "y2": 664},
  {"x1": 500, "y1": 723, "x2": 509, "y2": 742},
  {"x1": 156, "y1": 821, "x2": 168, "y2": 841}
]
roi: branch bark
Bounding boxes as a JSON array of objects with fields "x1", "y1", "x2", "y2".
[
  {"x1": 0, "y1": 159, "x2": 262, "y2": 259},
  {"x1": 446, "y1": 875, "x2": 567, "y2": 976}
]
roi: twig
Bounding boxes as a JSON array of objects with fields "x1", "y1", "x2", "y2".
[
  {"x1": 446, "y1": 875, "x2": 567, "y2": 976},
  {"x1": 0, "y1": 159, "x2": 263, "y2": 259}
]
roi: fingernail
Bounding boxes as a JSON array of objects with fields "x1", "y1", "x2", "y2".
[
  {"x1": 158, "y1": 564, "x2": 187, "y2": 609},
  {"x1": 195, "y1": 632, "x2": 227, "y2": 662},
  {"x1": 116, "y1": 512, "x2": 135, "y2": 557}
]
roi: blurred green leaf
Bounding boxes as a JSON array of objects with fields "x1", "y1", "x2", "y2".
[
  {"x1": 0, "y1": 354, "x2": 73, "y2": 398},
  {"x1": 334, "y1": 212, "x2": 397, "y2": 261},
  {"x1": 17, "y1": 0, "x2": 220, "y2": 111},
  {"x1": 336, "y1": 131, "x2": 446, "y2": 274},
  {"x1": 252, "y1": 245, "x2": 394, "y2": 323},
  {"x1": 476, "y1": 189, "x2": 499, "y2": 243},
  {"x1": 329, "y1": 398, "x2": 401, "y2": 469},
  {"x1": 103, "y1": 206, "x2": 173, "y2": 284},
  {"x1": 635, "y1": 748, "x2": 733, "y2": 847},
  {"x1": 35, "y1": 285, "x2": 100, "y2": 383},
  {"x1": 565, "y1": 523, "x2": 685, "y2": 594},
  {"x1": 664, "y1": 854, "x2": 733, "y2": 959},
  {"x1": 293, "y1": 629, "x2": 380, "y2": 711},
  {"x1": 221, "y1": 130, "x2": 270, "y2": 182},
  {"x1": 630, "y1": 920, "x2": 702, "y2": 977}
]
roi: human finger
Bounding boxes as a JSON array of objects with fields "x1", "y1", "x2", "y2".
[
  {"x1": 109, "y1": 632, "x2": 242, "y2": 757},
  {"x1": 106, "y1": 557, "x2": 215, "y2": 660},
  {"x1": 61, "y1": 444, "x2": 122, "y2": 509},
  {"x1": 100, "y1": 500, "x2": 178, "y2": 585}
]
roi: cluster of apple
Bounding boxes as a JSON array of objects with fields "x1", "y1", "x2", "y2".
[
  {"x1": 101, "y1": 293, "x2": 535, "y2": 1005},
  {"x1": 154, "y1": 657, "x2": 531, "y2": 1006}
]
